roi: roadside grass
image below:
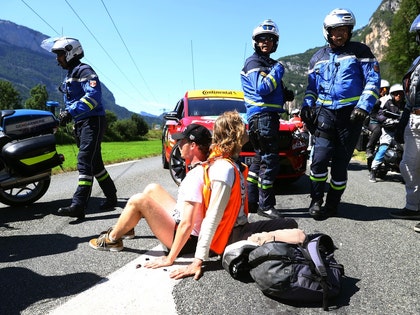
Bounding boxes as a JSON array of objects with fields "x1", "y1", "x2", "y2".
[
  {"x1": 353, "y1": 150, "x2": 367, "y2": 163},
  {"x1": 54, "y1": 139, "x2": 161, "y2": 174}
]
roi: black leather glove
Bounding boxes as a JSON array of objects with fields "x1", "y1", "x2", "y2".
[
  {"x1": 283, "y1": 87, "x2": 295, "y2": 102},
  {"x1": 300, "y1": 106, "x2": 316, "y2": 134},
  {"x1": 59, "y1": 110, "x2": 72, "y2": 127},
  {"x1": 350, "y1": 108, "x2": 368, "y2": 124},
  {"x1": 300, "y1": 106, "x2": 313, "y2": 124}
]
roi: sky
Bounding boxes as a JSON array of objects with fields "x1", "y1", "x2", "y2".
[{"x1": 2, "y1": 0, "x2": 382, "y2": 116}]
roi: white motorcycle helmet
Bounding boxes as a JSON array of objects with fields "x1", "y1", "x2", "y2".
[
  {"x1": 42, "y1": 37, "x2": 84, "y2": 63},
  {"x1": 389, "y1": 83, "x2": 404, "y2": 95},
  {"x1": 410, "y1": 14, "x2": 420, "y2": 45},
  {"x1": 389, "y1": 83, "x2": 404, "y2": 105},
  {"x1": 323, "y1": 8, "x2": 356, "y2": 44},
  {"x1": 380, "y1": 79, "x2": 390, "y2": 89},
  {"x1": 252, "y1": 19, "x2": 280, "y2": 53}
]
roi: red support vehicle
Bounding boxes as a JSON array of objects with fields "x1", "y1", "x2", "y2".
[{"x1": 162, "y1": 89, "x2": 308, "y2": 185}]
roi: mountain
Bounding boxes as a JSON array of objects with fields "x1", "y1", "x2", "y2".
[
  {"x1": 0, "y1": 0, "x2": 401, "y2": 121},
  {"x1": 0, "y1": 20, "x2": 162, "y2": 125}
]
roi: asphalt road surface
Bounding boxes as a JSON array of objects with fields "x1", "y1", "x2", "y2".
[{"x1": 0, "y1": 156, "x2": 419, "y2": 315}]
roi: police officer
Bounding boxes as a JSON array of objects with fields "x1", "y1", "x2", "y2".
[
  {"x1": 41, "y1": 37, "x2": 117, "y2": 219},
  {"x1": 392, "y1": 14, "x2": 420, "y2": 230},
  {"x1": 300, "y1": 9, "x2": 380, "y2": 219},
  {"x1": 241, "y1": 19, "x2": 288, "y2": 219}
]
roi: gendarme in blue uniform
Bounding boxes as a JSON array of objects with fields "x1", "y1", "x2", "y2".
[
  {"x1": 302, "y1": 40, "x2": 380, "y2": 213},
  {"x1": 241, "y1": 52, "x2": 285, "y2": 212},
  {"x1": 62, "y1": 61, "x2": 117, "y2": 212}
]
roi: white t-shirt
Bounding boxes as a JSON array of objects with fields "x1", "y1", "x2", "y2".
[
  {"x1": 173, "y1": 165, "x2": 204, "y2": 236},
  {"x1": 208, "y1": 159, "x2": 235, "y2": 186}
]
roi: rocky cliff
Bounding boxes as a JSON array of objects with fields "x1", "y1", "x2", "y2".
[{"x1": 364, "y1": 0, "x2": 402, "y2": 61}]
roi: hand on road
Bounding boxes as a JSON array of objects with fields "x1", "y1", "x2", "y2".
[
  {"x1": 144, "y1": 256, "x2": 174, "y2": 269},
  {"x1": 169, "y1": 259, "x2": 203, "y2": 280}
]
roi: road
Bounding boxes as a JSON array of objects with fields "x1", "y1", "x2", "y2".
[{"x1": 0, "y1": 156, "x2": 419, "y2": 315}]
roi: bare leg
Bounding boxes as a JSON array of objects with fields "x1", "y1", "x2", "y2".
[{"x1": 109, "y1": 183, "x2": 177, "y2": 248}]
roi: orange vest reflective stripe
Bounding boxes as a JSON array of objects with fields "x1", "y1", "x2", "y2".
[{"x1": 202, "y1": 156, "x2": 248, "y2": 255}]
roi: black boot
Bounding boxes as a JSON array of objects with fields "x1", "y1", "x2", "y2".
[
  {"x1": 369, "y1": 169, "x2": 377, "y2": 183},
  {"x1": 308, "y1": 199, "x2": 323, "y2": 217},
  {"x1": 57, "y1": 205, "x2": 85, "y2": 219},
  {"x1": 97, "y1": 174, "x2": 117, "y2": 211}
]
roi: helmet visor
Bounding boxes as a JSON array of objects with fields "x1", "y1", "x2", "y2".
[
  {"x1": 255, "y1": 35, "x2": 276, "y2": 42},
  {"x1": 40, "y1": 37, "x2": 59, "y2": 52}
]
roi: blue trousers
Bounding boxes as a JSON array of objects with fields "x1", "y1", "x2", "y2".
[
  {"x1": 310, "y1": 107, "x2": 362, "y2": 207},
  {"x1": 72, "y1": 116, "x2": 116, "y2": 207},
  {"x1": 247, "y1": 112, "x2": 280, "y2": 209}
]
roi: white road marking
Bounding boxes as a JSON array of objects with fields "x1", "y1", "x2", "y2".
[{"x1": 48, "y1": 245, "x2": 192, "y2": 315}]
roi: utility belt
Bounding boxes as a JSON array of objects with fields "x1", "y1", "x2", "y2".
[
  {"x1": 311, "y1": 106, "x2": 356, "y2": 141},
  {"x1": 249, "y1": 111, "x2": 280, "y2": 123},
  {"x1": 314, "y1": 129, "x2": 335, "y2": 141},
  {"x1": 314, "y1": 120, "x2": 336, "y2": 141},
  {"x1": 248, "y1": 112, "x2": 280, "y2": 151}
]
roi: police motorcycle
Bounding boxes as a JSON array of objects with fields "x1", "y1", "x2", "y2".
[{"x1": 0, "y1": 102, "x2": 64, "y2": 206}]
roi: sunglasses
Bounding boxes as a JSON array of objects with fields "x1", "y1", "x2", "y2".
[{"x1": 256, "y1": 35, "x2": 275, "y2": 42}]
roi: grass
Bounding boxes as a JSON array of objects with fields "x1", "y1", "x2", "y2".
[
  {"x1": 54, "y1": 139, "x2": 161, "y2": 174},
  {"x1": 353, "y1": 150, "x2": 367, "y2": 163}
]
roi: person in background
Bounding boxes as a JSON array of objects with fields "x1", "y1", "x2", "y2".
[
  {"x1": 241, "y1": 19, "x2": 291, "y2": 220},
  {"x1": 41, "y1": 37, "x2": 117, "y2": 219},
  {"x1": 300, "y1": 8, "x2": 380, "y2": 220},
  {"x1": 392, "y1": 14, "x2": 420, "y2": 229},
  {"x1": 89, "y1": 124, "x2": 212, "y2": 261},
  {"x1": 369, "y1": 84, "x2": 405, "y2": 182},
  {"x1": 289, "y1": 108, "x2": 304, "y2": 130},
  {"x1": 366, "y1": 79, "x2": 391, "y2": 170}
]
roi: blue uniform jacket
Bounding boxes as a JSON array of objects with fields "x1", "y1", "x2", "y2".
[
  {"x1": 63, "y1": 63, "x2": 105, "y2": 121},
  {"x1": 241, "y1": 52, "x2": 285, "y2": 119},
  {"x1": 302, "y1": 42, "x2": 380, "y2": 113}
]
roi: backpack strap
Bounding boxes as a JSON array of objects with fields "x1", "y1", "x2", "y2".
[{"x1": 304, "y1": 235, "x2": 332, "y2": 311}]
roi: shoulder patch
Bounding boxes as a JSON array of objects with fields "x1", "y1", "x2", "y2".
[{"x1": 89, "y1": 80, "x2": 97, "y2": 88}]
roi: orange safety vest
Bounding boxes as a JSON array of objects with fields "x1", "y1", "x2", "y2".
[{"x1": 202, "y1": 152, "x2": 248, "y2": 255}]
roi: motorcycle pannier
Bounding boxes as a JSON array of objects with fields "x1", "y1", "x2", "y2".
[{"x1": 2, "y1": 134, "x2": 62, "y2": 175}]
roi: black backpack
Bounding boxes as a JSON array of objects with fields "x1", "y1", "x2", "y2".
[{"x1": 247, "y1": 234, "x2": 344, "y2": 311}]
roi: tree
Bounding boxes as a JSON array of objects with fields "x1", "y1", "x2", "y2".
[
  {"x1": 114, "y1": 119, "x2": 138, "y2": 141},
  {"x1": 131, "y1": 114, "x2": 149, "y2": 136},
  {"x1": 105, "y1": 110, "x2": 118, "y2": 125},
  {"x1": 24, "y1": 84, "x2": 49, "y2": 110},
  {"x1": 0, "y1": 80, "x2": 22, "y2": 109},
  {"x1": 385, "y1": 0, "x2": 420, "y2": 82}
]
